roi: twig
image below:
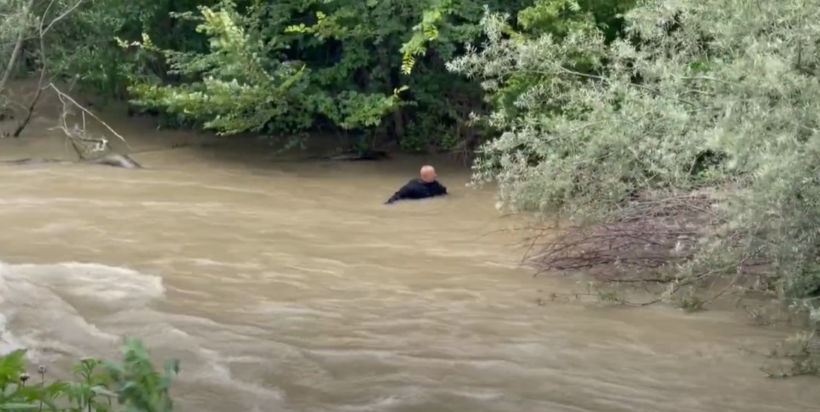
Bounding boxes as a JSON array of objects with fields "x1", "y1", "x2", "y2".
[
  {"x1": 700, "y1": 246, "x2": 766, "y2": 306},
  {"x1": 524, "y1": 190, "x2": 767, "y2": 308},
  {"x1": 41, "y1": 0, "x2": 86, "y2": 37},
  {"x1": 53, "y1": 93, "x2": 107, "y2": 158},
  {"x1": 48, "y1": 82, "x2": 129, "y2": 145},
  {"x1": 525, "y1": 191, "x2": 717, "y2": 276}
]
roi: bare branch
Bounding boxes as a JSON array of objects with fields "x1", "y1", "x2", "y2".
[
  {"x1": 49, "y1": 82, "x2": 128, "y2": 144},
  {"x1": 41, "y1": 0, "x2": 85, "y2": 36}
]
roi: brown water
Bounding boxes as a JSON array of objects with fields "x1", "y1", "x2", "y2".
[{"x1": 0, "y1": 90, "x2": 818, "y2": 412}]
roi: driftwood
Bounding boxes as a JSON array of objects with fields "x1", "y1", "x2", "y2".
[
  {"x1": 0, "y1": 153, "x2": 142, "y2": 169},
  {"x1": 524, "y1": 191, "x2": 720, "y2": 281}
]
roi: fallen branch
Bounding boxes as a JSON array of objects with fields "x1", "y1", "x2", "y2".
[
  {"x1": 524, "y1": 188, "x2": 774, "y2": 308},
  {"x1": 526, "y1": 193, "x2": 717, "y2": 278},
  {"x1": 50, "y1": 82, "x2": 128, "y2": 143},
  {"x1": 40, "y1": 75, "x2": 130, "y2": 161}
]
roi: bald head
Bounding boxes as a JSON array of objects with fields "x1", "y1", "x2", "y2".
[{"x1": 420, "y1": 165, "x2": 437, "y2": 183}]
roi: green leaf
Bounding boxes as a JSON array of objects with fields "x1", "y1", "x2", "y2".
[{"x1": 0, "y1": 403, "x2": 40, "y2": 410}]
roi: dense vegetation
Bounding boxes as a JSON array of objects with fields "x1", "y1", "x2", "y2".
[
  {"x1": 0, "y1": 0, "x2": 632, "y2": 153},
  {"x1": 0, "y1": 0, "x2": 818, "y2": 377}
]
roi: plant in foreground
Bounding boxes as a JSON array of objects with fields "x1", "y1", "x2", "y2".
[{"x1": 0, "y1": 337, "x2": 179, "y2": 412}]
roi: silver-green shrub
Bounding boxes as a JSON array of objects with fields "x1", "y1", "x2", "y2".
[{"x1": 449, "y1": 0, "x2": 820, "y2": 300}]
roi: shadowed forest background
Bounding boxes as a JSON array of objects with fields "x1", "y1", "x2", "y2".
[
  {"x1": 1, "y1": 0, "x2": 632, "y2": 155},
  {"x1": 1, "y1": 0, "x2": 820, "y2": 410}
]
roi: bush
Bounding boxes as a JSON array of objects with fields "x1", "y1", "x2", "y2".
[
  {"x1": 0, "y1": 338, "x2": 179, "y2": 412},
  {"x1": 449, "y1": 0, "x2": 820, "y2": 308}
]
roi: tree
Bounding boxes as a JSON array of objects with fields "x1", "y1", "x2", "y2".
[
  {"x1": 448, "y1": 0, "x2": 820, "y2": 308},
  {"x1": 121, "y1": 1, "x2": 313, "y2": 136},
  {"x1": 0, "y1": 0, "x2": 101, "y2": 138},
  {"x1": 90, "y1": 0, "x2": 536, "y2": 154}
]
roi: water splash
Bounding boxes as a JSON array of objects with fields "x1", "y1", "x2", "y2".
[{"x1": 0, "y1": 261, "x2": 165, "y2": 361}]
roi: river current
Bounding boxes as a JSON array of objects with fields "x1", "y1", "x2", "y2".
[{"x1": 0, "y1": 91, "x2": 817, "y2": 412}]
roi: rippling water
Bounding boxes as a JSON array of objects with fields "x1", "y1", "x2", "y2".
[{"x1": 0, "y1": 104, "x2": 818, "y2": 412}]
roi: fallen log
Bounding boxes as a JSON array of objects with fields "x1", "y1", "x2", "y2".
[{"x1": 0, "y1": 153, "x2": 142, "y2": 169}]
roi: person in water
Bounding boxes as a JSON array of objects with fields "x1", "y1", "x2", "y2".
[{"x1": 385, "y1": 165, "x2": 448, "y2": 204}]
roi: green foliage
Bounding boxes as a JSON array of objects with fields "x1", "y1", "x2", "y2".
[
  {"x1": 116, "y1": 0, "x2": 421, "y2": 138},
  {"x1": 15, "y1": 0, "x2": 539, "y2": 153},
  {"x1": 0, "y1": 338, "x2": 179, "y2": 412},
  {"x1": 4, "y1": 0, "x2": 550, "y2": 153},
  {"x1": 400, "y1": 0, "x2": 450, "y2": 75},
  {"x1": 459, "y1": 0, "x2": 631, "y2": 131},
  {"x1": 449, "y1": 0, "x2": 820, "y2": 304},
  {"x1": 40, "y1": 0, "x2": 216, "y2": 101},
  {"x1": 64, "y1": 358, "x2": 113, "y2": 412},
  {"x1": 105, "y1": 338, "x2": 179, "y2": 412},
  {"x1": 118, "y1": 1, "x2": 309, "y2": 136},
  {"x1": 2, "y1": 0, "x2": 632, "y2": 154},
  {"x1": 0, "y1": 0, "x2": 33, "y2": 50}
]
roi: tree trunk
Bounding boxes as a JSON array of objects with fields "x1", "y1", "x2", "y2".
[{"x1": 0, "y1": 29, "x2": 26, "y2": 96}]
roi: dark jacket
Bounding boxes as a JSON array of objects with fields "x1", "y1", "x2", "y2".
[{"x1": 385, "y1": 179, "x2": 448, "y2": 204}]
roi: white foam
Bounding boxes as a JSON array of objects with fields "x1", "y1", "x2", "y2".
[
  {"x1": 192, "y1": 347, "x2": 285, "y2": 402},
  {"x1": 1, "y1": 261, "x2": 164, "y2": 303},
  {"x1": 0, "y1": 261, "x2": 165, "y2": 360},
  {"x1": 0, "y1": 312, "x2": 25, "y2": 354}
]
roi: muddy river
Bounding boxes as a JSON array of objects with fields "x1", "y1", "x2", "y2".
[{"x1": 0, "y1": 95, "x2": 817, "y2": 412}]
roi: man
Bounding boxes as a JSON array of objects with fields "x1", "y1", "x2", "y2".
[{"x1": 385, "y1": 165, "x2": 448, "y2": 204}]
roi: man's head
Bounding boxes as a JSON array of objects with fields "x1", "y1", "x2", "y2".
[{"x1": 420, "y1": 165, "x2": 437, "y2": 183}]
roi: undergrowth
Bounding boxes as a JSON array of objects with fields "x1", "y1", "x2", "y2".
[
  {"x1": 0, "y1": 337, "x2": 179, "y2": 412},
  {"x1": 450, "y1": 0, "x2": 820, "y2": 379}
]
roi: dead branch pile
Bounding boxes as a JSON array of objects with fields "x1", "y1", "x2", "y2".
[{"x1": 525, "y1": 191, "x2": 719, "y2": 281}]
